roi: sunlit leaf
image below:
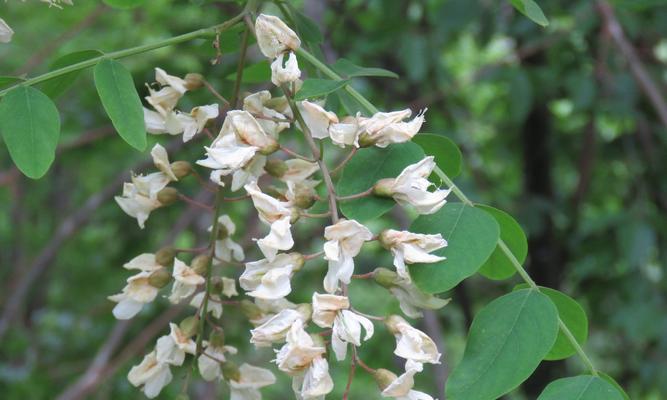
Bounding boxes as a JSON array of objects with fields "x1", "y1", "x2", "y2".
[
  {"x1": 537, "y1": 376, "x2": 625, "y2": 400},
  {"x1": 412, "y1": 133, "x2": 462, "y2": 178},
  {"x1": 510, "y1": 0, "x2": 549, "y2": 27}
]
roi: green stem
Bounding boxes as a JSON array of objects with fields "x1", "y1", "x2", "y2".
[
  {"x1": 297, "y1": 46, "x2": 600, "y2": 376},
  {"x1": 0, "y1": 12, "x2": 246, "y2": 97}
]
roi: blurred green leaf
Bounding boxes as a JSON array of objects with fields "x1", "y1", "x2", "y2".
[
  {"x1": 225, "y1": 60, "x2": 271, "y2": 84},
  {"x1": 413, "y1": 133, "x2": 462, "y2": 178},
  {"x1": 332, "y1": 58, "x2": 398, "y2": 79},
  {"x1": 600, "y1": 373, "x2": 631, "y2": 400},
  {"x1": 537, "y1": 376, "x2": 625, "y2": 400},
  {"x1": 0, "y1": 86, "x2": 60, "y2": 179},
  {"x1": 409, "y1": 203, "x2": 499, "y2": 293},
  {"x1": 40, "y1": 50, "x2": 103, "y2": 98},
  {"x1": 510, "y1": 0, "x2": 549, "y2": 27},
  {"x1": 447, "y1": 289, "x2": 559, "y2": 400},
  {"x1": 291, "y1": 8, "x2": 324, "y2": 44},
  {"x1": 477, "y1": 205, "x2": 526, "y2": 280},
  {"x1": 295, "y1": 79, "x2": 349, "y2": 101},
  {"x1": 337, "y1": 142, "x2": 424, "y2": 221},
  {"x1": 103, "y1": 0, "x2": 146, "y2": 9},
  {"x1": 0, "y1": 76, "x2": 25, "y2": 90},
  {"x1": 93, "y1": 59, "x2": 146, "y2": 151}
]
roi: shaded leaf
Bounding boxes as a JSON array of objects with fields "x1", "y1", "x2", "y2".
[
  {"x1": 93, "y1": 59, "x2": 146, "y2": 151},
  {"x1": 332, "y1": 58, "x2": 398, "y2": 79},
  {"x1": 447, "y1": 289, "x2": 559, "y2": 400},
  {"x1": 0, "y1": 86, "x2": 60, "y2": 179},
  {"x1": 599, "y1": 373, "x2": 631, "y2": 400},
  {"x1": 103, "y1": 0, "x2": 146, "y2": 9},
  {"x1": 0, "y1": 76, "x2": 25, "y2": 90},
  {"x1": 537, "y1": 376, "x2": 625, "y2": 400},
  {"x1": 291, "y1": 8, "x2": 323, "y2": 44},
  {"x1": 295, "y1": 79, "x2": 349, "y2": 101},
  {"x1": 40, "y1": 50, "x2": 103, "y2": 98},
  {"x1": 477, "y1": 205, "x2": 527, "y2": 280},
  {"x1": 409, "y1": 203, "x2": 499, "y2": 293},
  {"x1": 225, "y1": 60, "x2": 271, "y2": 84}
]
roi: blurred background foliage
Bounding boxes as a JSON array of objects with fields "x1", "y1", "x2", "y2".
[{"x1": 1, "y1": 0, "x2": 666, "y2": 399}]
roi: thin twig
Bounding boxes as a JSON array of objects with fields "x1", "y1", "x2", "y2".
[
  {"x1": 337, "y1": 187, "x2": 373, "y2": 201},
  {"x1": 280, "y1": 145, "x2": 316, "y2": 162}
]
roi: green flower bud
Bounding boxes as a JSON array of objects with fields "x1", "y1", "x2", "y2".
[
  {"x1": 221, "y1": 361, "x2": 241, "y2": 382},
  {"x1": 148, "y1": 268, "x2": 171, "y2": 288},
  {"x1": 170, "y1": 161, "x2": 192, "y2": 179},
  {"x1": 265, "y1": 159, "x2": 288, "y2": 178},
  {"x1": 384, "y1": 314, "x2": 405, "y2": 335},
  {"x1": 358, "y1": 132, "x2": 377, "y2": 148},
  {"x1": 258, "y1": 138, "x2": 280, "y2": 155},
  {"x1": 293, "y1": 185, "x2": 316, "y2": 210},
  {"x1": 372, "y1": 178, "x2": 395, "y2": 198},
  {"x1": 179, "y1": 316, "x2": 199, "y2": 338},
  {"x1": 209, "y1": 330, "x2": 225, "y2": 348},
  {"x1": 192, "y1": 254, "x2": 211, "y2": 276},
  {"x1": 373, "y1": 267, "x2": 399, "y2": 289},
  {"x1": 155, "y1": 246, "x2": 176, "y2": 267},
  {"x1": 184, "y1": 73, "x2": 204, "y2": 90},
  {"x1": 373, "y1": 368, "x2": 398, "y2": 391},
  {"x1": 157, "y1": 187, "x2": 180, "y2": 205}
]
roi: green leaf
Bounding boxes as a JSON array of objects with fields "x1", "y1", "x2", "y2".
[
  {"x1": 537, "y1": 376, "x2": 625, "y2": 400},
  {"x1": 447, "y1": 289, "x2": 559, "y2": 400},
  {"x1": 0, "y1": 86, "x2": 60, "y2": 179},
  {"x1": 335, "y1": 91, "x2": 368, "y2": 116},
  {"x1": 0, "y1": 76, "x2": 26, "y2": 90},
  {"x1": 409, "y1": 203, "x2": 499, "y2": 293},
  {"x1": 40, "y1": 50, "x2": 103, "y2": 98},
  {"x1": 510, "y1": 0, "x2": 549, "y2": 27},
  {"x1": 102, "y1": 0, "x2": 146, "y2": 9},
  {"x1": 332, "y1": 58, "x2": 399, "y2": 79},
  {"x1": 477, "y1": 205, "x2": 527, "y2": 280},
  {"x1": 295, "y1": 79, "x2": 350, "y2": 101},
  {"x1": 225, "y1": 60, "x2": 271, "y2": 84},
  {"x1": 599, "y1": 373, "x2": 631, "y2": 400},
  {"x1": 337, "y1": 142, "x2": 424, "y2": 221},
  {"x1": 93, "y1": 59, "x2": 146, "y2": 151},
  {"x1": 412, "y1": 133, "x2": 462, "y2": 178},
  {"x1": 291, "y1": 8, "x2": 323, "y2": 44},
  {"x1": 514, "y1": 284, "x2": 588, "y2": 361}
]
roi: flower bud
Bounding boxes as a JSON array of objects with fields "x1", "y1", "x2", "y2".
[
  {"x1": 179, "y1": 316, "x2": 199, "y2": 338},
  {"x1": 221, "y1": 360, "x2": 241, "y2": 382},
  {"x1": 211, "y1": 276, "x2": 223, "y2": 293},
  {"x1": 373, "y1": 267, "x2": 399, "y2": 288},
  {"x1": 372, "y1": 178, "x2": 395, "y2": 198},
  {"x1": 265, "y1": 159, "x2": 288, "y2": 178},
  {"x1": 148, "y1": 268, "x2": 171, "y2": 288},
  {"x1": 209, "y1": 330, "x2": 225, "y2": 348},
  {"x1": 296, "y1": 302, "x2": 312, "y2": 320},
  {"x1": 155, "y1": 246, "x2": 176, "y2": 267},
  {"x1": 170, "y1": 161, "x2": 192, "y2": 179},
  {"x1": 192, "y1": 254, "x2": 211, "y2": 276},
  {"x1": 240, "y1": 299, "x2": 263, "y2": 321},
  {"x1": 257, "y1": 138, "x2": 280, "y2": 155},
  {"x1": 358, "y1": 132, "x2": 377, "y2": 147},
  {"x1": 384, "y1": 314, "x2": 405, "y2": 335},
  {"x1": 157, "y1": 187, "x2": 180, "y2": 205},
  {"x1": 373, "y1": 368, "x2": 398, "y2": 391},
  {"x1": 290, "y1": 253, "x2": 306, "y2": 272},
  {"x1": 184, "y1": 73, "x2": 204, "y2": 90},
  {"x1": 293, "y1": 186, "x2": 317, "y2": 210},
  {"x1": 377, "y1": 230, "x2": 394, "y2": 250}
]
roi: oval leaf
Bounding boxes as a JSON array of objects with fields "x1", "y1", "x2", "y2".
[
  {"x1": 599, "y1": 373, "x2": 631, "y2": 400},
  {"x1": 93, "y1": 59, "x2": 146, "y2": 151},
  {"x1": 510, "y1": 0, "x2": 549, "y2": 27},
  {"x1": 0, "y1": 86, "x2": 60, "y2": 179},
  {"x1": 295, "y1": 78, "x2": 349, "y2": 101},
  {"x1": 477, "y1": 205, "x2": 527, "y2": 280},
  {"x1": 446, "y1": 289, "x2": 559, "y2": 400},
  {"x1": 514, "y1": 284, "x2": 589, "y2": 360},
  {"x1": 337, "y1": 142, "x2": 424, "y2": 221},
  {"x1": 537, "y1": 376, "x2": 625, "y2": 400},
  {"x1": 40, "y1": 50, "x2": 103, "y2": 98},
  {"x1": 332, "y1": 58, "x2": 399, "y2": 79},
  {"x1": 409, "y1": 203, "x2": 499, "y2": 293},
  {"x1": 413, "y1": 133, "x2": 462, "y2": 178}
]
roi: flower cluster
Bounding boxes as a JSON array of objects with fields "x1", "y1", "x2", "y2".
[{"x1": 109, "y1": 13, "x2": 452, "y2": 399}]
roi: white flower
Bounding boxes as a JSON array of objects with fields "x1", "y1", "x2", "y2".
[
  {"x1": 250, "y1": 307, "x2": 309, "y2": 347},
  {"x1": 240, "y1": 253, "x2": 303, "y2": 300},
  {"x1": 0, "y1": 18, "x2": 14, "y2": 43},
  {"x1": 280, "y1": 159, "x2": 319, "y2": 183},
  {"x1": 251, "y1": 297, "x2": 298, "y2": 326},
  {"x1": 293, "y1": 356, "x2": 334, "y2": 399},
  {"x1": 329, "y1": 118, "x2": 361, "y2": 148},
  {"x1": 255, "y1": 14, "x2": 301, "y2": 59},
  {"x1": 243, "y1": 91, "x2": 290, "y2": 136},
  {"x1": 380, "y1": 364, "x2": 433, "y2": 400},
  {"x1": 231, "y1": 155, "x2": 266, "y2": 192},
  {"x1": 108, "y1": 271, "x2": 159, "y2": 320},
  {"x1": 229, "y1": 363, "x2": 276, "y2": 400},
  {"x1": 387, "y1": 315, "x2": 441, "y2": 367},
  {"x1": 198, "y1": 134, "x2": 258, "y2": 183},
  {"x1": 114, "y1": 180, "x2": 163, "y2": 229},
  {"x1": 168, "y1": 259, "x2": 205, "y2": 303},
  {"x1": 145, "y1": 105, "x2": 219, "y2": 142},
  {"x1": 224, "y1": 110, "x2": 277, "y2": 151},
  {"x1": 190, "y1": 292, "x2": 223, "y2": 319},
  {"x1": 271, "y1": 52, "x2": 301, "y2": 86},
  {"x1": 222, "y1": 277, "x2": 238, "y2": 298},
  {"x1": 245, "y1": 182, "x2": 295, "y2": 261},
  {"x1": 145, "y1": 68, "x2": 188, "y2": 116},
  {"x1": 298, "y1": 101, "x2": 339, "y2": 139},
  {"x1": 380, "y1": 229, "x2": 447, "y2": 281},
  {"x1": 390, "y1": 277, "x2": 450, "y2": 319},
  {"x1": 385, "y1": 157, "x2": 450, "y2": 215},
  {"x1": 322, "y1": 219, "x2": 373, "y2": 293},
  {"x1": 197, "y1": 343, "x2": 238, "y2": 381},
  {"x1": 127, "y1": 351, "x2": 173, "y2": 399},
  {"x1": 150, "y1": 143, "x2": 178, "y2": 181},
  {"x1": 311, "y1": 293, "x2": 373, "y2": 360},
  {"x1": 359, "y1": 109, "x2": 426, "y2": 148},
  {"x1": 211, "y1": 215, "x2": 245, "y2": 263},
  {"x1": 274, "y1": 320, "x2": 326, "y2": 375},
  {"x1": 155, "y1": 323, "x2": 196, "y2": 366}
]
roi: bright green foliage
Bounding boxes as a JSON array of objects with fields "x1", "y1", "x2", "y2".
[
  {"x1": 509, "y1": 0, "x2": 549, "y2": 26},
  {"x1": 447, "y1": 289, "x2": 559, "y2": 400},
  {"x1": 337, "y1": 142, "x2": 424, "y2": 221},
  {"x1": 226, "y1": 60, "x2": 271, "y2": 84},
  {"x1": 40, "y1": 50, "x2": 103, "y2": 98},
  {"x1": 93, "y1": 58, "x2": 146, "y2": 151},
  {"x1": 477, "y1": 205, "x2": 527, "y2": 280},
  {"x1": 412, "y1": 133, "x2": 462, "y2": 178},
  {"x1": 294, "y1": 78, "x2": 350, "y2": 101},
  {"x1": 0, "y1": 86, "x2": 60, "y2": 179},
  {"x1": 515, "y1": 284, "x2": 589, "y2": 360},
  {"x1": 102, "y1": 0, "x2": 146, "y2": 9},
  {"x1": 537, "y1": 375, "x2": 625, "y2": 400},
  {"x1": 332, "y1": 58, "x2": 399, "y2": 79},
  {"x1": 409, "y1": 203, "x2": 499, "y2": 293}
]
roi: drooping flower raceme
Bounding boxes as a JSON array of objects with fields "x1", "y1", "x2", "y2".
[
  {"x1": 379, "y1": 229, "x2": 447, "y2": 281},
  {"x1": 322, "y1": 219, "x2": 373, "y2": 293}
]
